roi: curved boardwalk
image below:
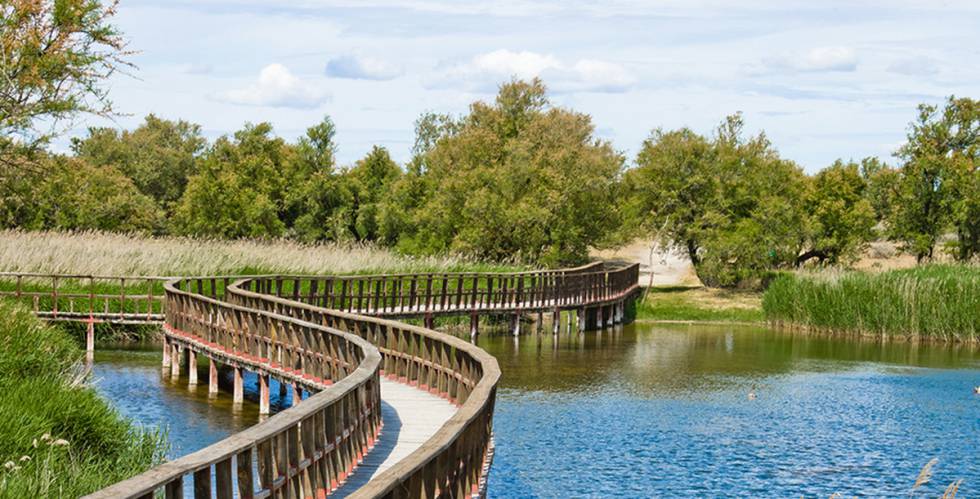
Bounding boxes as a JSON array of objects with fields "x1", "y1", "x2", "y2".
[
  {"x1": 332, "y1": 379, "x2": 456, "y2": 496},
  {"x1": 1, "y1": 263, "x2": 638, "y2": 498}
]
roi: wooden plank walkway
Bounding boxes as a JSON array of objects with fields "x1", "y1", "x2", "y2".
[{"x1": 331, "y1": 378, "x2": 457, "y2": 497}]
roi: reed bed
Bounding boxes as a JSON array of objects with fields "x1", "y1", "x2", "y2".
[
  {"x1": 0, "y1": 301, "x2": 164, "y2": 496},
  {"x1": 0, "y1": 230, "x2": 512, "y2": 276},
  {"x1": 762, "y1": 265, "x2": 980, "y2": 342}
]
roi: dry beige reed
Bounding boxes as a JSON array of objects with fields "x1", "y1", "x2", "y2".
[{"x1": 0, "y1": 230, "x2": 490, "y2": 276}]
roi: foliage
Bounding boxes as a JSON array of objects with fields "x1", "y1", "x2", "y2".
[
  {"x1": 346, "y1": 146, "x2": 401, "y2": 242},
  {"x1": 3, "y1": 155, "x2": 160, "y2": 232},
  {"x1": 859, "y1": 156, "x2": 898, "y2": 224},
  {"x1": 174, "y1": 123, "x2": 292, "y2": 238},
  {"x1": 0, "y1": 300, "x2": 163, "y2": 496},
  {"x1": 799, "y1": 160, "x2": 876, "y2": 265},
  {"x1": 762, "y1": 265, "x2": 980, "y2": 341},
  {"x1": 71, "y1": 114, "x2": 205, "y2": 216},
  {"x1": 624, "y1": 114, "x2": 807, "y2": 287},
  {"x1": 386, "y1": 79, "x2": 624, "y2": 266},
  {"x1": 0, "y1": 0, "x2": 130, "y2": 167},
  {"x1": 890, "y1": 96, "x2": 979, "y2": 262}
]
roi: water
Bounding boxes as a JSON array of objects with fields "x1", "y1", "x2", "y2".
[
  {"x1": 477, "y1": 323, "x2": 980, "y2": 498},
  {"x1": 93, "y1": 325, "x2": 980, "y2": 497},
  {"x1": 92, "y1": 345, "x2": 296, "y2": 460}
]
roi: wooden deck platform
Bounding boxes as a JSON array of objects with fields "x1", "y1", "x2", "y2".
[{"x1": 332, "y1": 379, "x2": 457, "y2": 497}]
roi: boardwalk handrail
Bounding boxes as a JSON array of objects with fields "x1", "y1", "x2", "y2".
[
  {"x1": 229, "y1": 278, "x2": 501, "y2": 497},
  {"x1": 248, "y1": 262, "x2": 640, "y2": 318},
  {"x1": 84, "y1": 277, "x2": 383, "y2": 499}
]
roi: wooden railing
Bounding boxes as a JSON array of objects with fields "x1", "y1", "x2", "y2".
[
  {"x1": 229, "y1": 279, "x2": 500, "y2": 498},
  {"x1": 0, "y1": 272, "x2": 169, "y2": 323},
  {"x1": 84, "y1": 278, "x2": 383, "y2": 499},
  {"x1": 248, "y1": 262, "x2": 640, "y2": 317}
]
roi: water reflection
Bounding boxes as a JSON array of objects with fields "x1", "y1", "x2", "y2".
[{"x1": 476, "y1": 323, "x2": 980, "y2": 498}]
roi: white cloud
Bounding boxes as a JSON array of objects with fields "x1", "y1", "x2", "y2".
[
  {"x1": 217, "y1": 64, "x2": 329, "y2": 108},
  {"x1": 802, "y1": 46, "x2": 857, "y2": 72},
  {"x1": 887, "y1": 56, "x2": 940, "y2": 76},
  {"x1": 428, "y1": 49, "x2": 635, "y2": 93},
  {"x1": 325, "y1": 55, "x2": 402, "y2": 80},
  {"x1": 753, "y1": 46, "x2": 858, "y2": 74}
]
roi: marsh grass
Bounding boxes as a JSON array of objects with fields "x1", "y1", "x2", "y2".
[
  {"x1": 762, "y1": 265, "x2": 980, "y2": 342},
  {"x1": 0, "y1": 301, "x2": 165, "y2": 496},
  {"x1": 0, "y1": 229, "x2": 517, "y2": 277}
]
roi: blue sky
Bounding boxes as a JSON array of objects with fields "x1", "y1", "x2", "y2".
[{"x1": 71, "y1": 0, "x2": 980, "y2": 172}]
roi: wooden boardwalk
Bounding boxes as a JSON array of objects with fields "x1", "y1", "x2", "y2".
[
  {"x1": 331, "y1": 379, "x2": 457, "y2": 497},
  {"x1": 7, "y1": 264, "x2": 638, "y2": 498}
]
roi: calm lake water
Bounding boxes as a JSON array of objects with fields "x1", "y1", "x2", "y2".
[{"x1": 94, "y1": 323, "x2": 980, "y2": 497}]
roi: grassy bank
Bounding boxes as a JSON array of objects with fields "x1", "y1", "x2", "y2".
[
  {"x1": 0, "y1": 229, "x2": 517, "y2": 276},
  {"x1": 0, "y1": 301, "x2": 163, "y2": 496},
  {"x1": 635, "y1": 286, "x2": 764, "y2": 322},
  {"x1": 763, "y1": 265, "x2": 980, "y2": 341}
]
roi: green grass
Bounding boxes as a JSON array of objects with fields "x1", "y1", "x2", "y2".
[
  {"x1": 762, "y1": 264, "x2": 980, "y2": 341},
  {"x1": 0, "y1": 301, "x2": 165, "y2": 496},
  {"x1": 635, "y1": 286, "x2": 764, "y2": 322}
]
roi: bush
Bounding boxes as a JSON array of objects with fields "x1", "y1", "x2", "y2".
[{"x1": 0, "y1": 301, "x2": 163, "y2": 496}]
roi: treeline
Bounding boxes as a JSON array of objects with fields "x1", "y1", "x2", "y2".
[{"x1": 1, "y1": 79, "x2": 978, "y2": 286}]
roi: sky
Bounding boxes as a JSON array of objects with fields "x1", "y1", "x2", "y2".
[{"x1": 65, "y1": 0, "x2": 980, "y2": 172}]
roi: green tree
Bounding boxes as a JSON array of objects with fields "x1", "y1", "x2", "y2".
[
  {"x1": 389, "y1": 79, "x2": 624, "y2": 265},
  {"x1": 1, "y1": 0, "x2": 130, "y2": 167},
  {"x1": 625, "y1": 114, "x2": 806, "y2": 287},
  {"x1": 346, "y1": 146, "x2": 401, "y2": 241},
  {"x1": 891, "y1": 96, "x2": 979, "y2": 262},
  {"x1": 29, "y1": 156, "x2": 159, "y2": 232},
  {"x1": 859, "y1": 156, "x2": 898, "y2": 224},
  {"x1": 71, "y1": 114, "x2": 205, "y2": 217},
  {"x1": 286, "y1": 116, "x2": 354, "y2": 242},
  {"x1": 799, "y1": 160, "x2": 876, "y2": 265},
  {"x1": 174, "y1": 123, "x2": 292, "y2": 238}
]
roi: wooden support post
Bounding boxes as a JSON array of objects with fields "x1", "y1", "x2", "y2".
[
  {"x1": 85, "y1": 319, "x2": 95, "y2": 359},
  {"x1": 577, "y1": 309, "x2": 585, "y2": 332},
  {"x1": 162, "y1": 336, "x2": 171, "y2": 368},
  {"x1": 424, "y1": 312, "x2": 434, "y2": 329},
  {"x1": 512, "y1": 313, "x2": 521, "y2": 336},
  {"x1": 170, "y1": 344, "x2": 181, "y2": 378},
  {"x1": 233, "y1": 366, "x2": 244, "y2": 405},
  {"x1": 187, "y1": 349, "x2": 198, "y2": 385},
  {"x1": 596, "y1": 306, "x2": 604, "y2": 330},
  {"x1": 291, "y1": 383, "x2": 301, "y2": 407},
  {"x1": 552, "y1": 309, "x2": 560, "y2": 335},
  {"x1": 607, "y1": 305, "x2": 615, "y2": 327},
  {"x1": 536, "y1": 311, "x2": 544, "y2": 333},
  {"x1": 566, "y1": 309, "x2": 573, "y2": 333},
  {"x1": 259, "y1": 373, "x2": 270, "y2": 415},
  {"x1": 209, "y1": 358, "x2": 218, "y2": 396},
  {"x1": 470, "y1": 312, "x2": 479, "y2": 338}
]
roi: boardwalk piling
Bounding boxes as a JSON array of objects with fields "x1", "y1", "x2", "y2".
[
  {"x1": 188, "y1": 349, "x2": 198, "y2": 385},
  {"x1": 233, "y1": 366, "x2": 243, "y2": 404},
  {"x1": 259, "y1": 373, "x2": 270, "y2": 415},
  {"x1": 209, "y1": 358, "x2": 218, "y2": 396}
]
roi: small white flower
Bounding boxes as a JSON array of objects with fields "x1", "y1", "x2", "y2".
[
  {"x1": 32, "y1": 438, "x2": 38, "y2": 448},
  {"x1": 19, "y1": 456, "x2": 30, "y2": 462},
  {"x1": 51, "y1": 439, "x2": 70, "y2": 446},
  {"x1": 3, "y1": 461, "x2": 14, "y2": 470},
  {"x1": 40, "y1": 433, "x2": 51, "y2": 441}
]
